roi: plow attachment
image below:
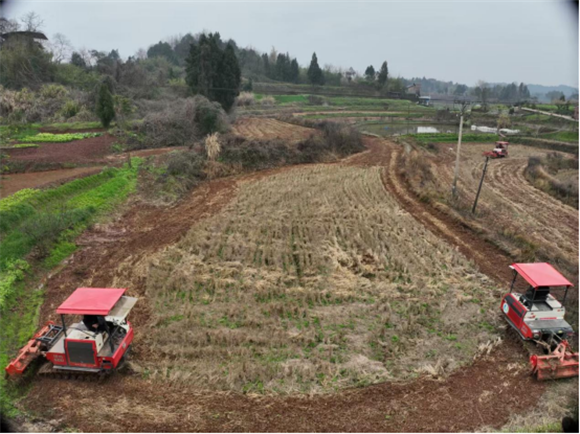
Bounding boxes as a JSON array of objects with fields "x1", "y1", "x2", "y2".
[
  {"x1": 530, "y1": 341, "x2": 579, "y2": 381},
  {"x1": 5, "y1": 322, "x2": 61, "y2": 377}
]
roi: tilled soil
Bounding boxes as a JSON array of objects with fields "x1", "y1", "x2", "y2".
[
  {"x1": 20, "y1": 134, "x2": 550, "y2": 432},
  {"x1": 26, "y1": 343, "x2": 543, "y2": 433},
  {"x1": 4, "y1": 134, "x2": 116, "y2": 165},
  {"x1": 0, "y1": 167, "x2": 103, "y2": 198}
]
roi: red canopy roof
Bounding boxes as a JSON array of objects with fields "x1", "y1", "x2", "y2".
[
  {"x1": 56, "y1": 288, "x2": 126, "y2": 315},
  {"x1": 511, "y1": 263, "x2": 573, "y2": 288}
]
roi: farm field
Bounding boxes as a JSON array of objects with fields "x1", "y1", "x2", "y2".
[
  {"x1": 2, "y1": 115, "x2": 571, "y2": 431},
  {"x1": 232, "y1": 117, "x2": 316, "y2": 142}
]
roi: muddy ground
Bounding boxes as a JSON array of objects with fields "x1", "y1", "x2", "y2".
[{"x1": 13, "y1": 134, "x2": 570, "y2": 432}]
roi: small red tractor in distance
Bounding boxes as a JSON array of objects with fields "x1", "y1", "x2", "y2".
[
  {"x1": 6, "y1": 287, "x2": 137, "y2": 379},
  {"x1": 483, "y1": 141, "x2": 508, "y2": 158},
  {"x1": 501, "y1": 263, "x2": 579, "y2": 380}
]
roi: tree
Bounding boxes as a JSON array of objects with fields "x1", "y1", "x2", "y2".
[
  {"x1": 307, "y1": 52, "x2": 324, "y2": 85},
  {"x1": 0, "y1": 35, "x2": 55, "y2": 89},
  {"x1": 377, "y1": 61, "x2": 388, "y2": 88},
  {"x1": 364, "y1": 65, "x2": 375, "y2": 81},
  {"x1": 95, "y1": 81, "x2": 115, "y2": 127},
  {"x1": 546, "y1": 90, "x2": 565, "y2": 102},
  {"x1": 214, "y1": 43, "x2": 241, "y2": 111},
  {"x1": 71, "y1": 52, "x2": 87, "y2": 69},
  {"x1": 289, "y1": 58, "x2": 299, "y2": 83},
  {"x1": 453, "y1": 84, "x2": 468, "y2": 96},
  {"x1": 48, "y1": 33, "x2": 72, "y2": 64},
  {"x1": 20, "y1": 12, "x2": 44, "y2": 31},
  {"x1": 147, "y1": 41, "x2": 178, "y2": 64},
  {"x1": 475, "y1": 80, "x2": 489, "y2": 110},
  {"x1": 185, "y1": 33, "x2": 240, "y2": 112}
]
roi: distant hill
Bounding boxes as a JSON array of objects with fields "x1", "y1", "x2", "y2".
[{"x1": 526, "y1": 84, "x2": 578, "y2": 101}]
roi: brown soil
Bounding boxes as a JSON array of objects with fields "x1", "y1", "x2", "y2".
[
  {"x1": 233, "y1": 117, "x2": 316, "y2": 142},
  {"x1": 4, "y1": 134, "x2": 116, "y2": 165},
  {"x1": 0, "y1": 167, "x2": 103, "y2": 198},
  {"x1": 25, "y1": 343, "x2": 543, "y2": 433},
  {"x1": 19, "y1": 132, "x2": 550, "y2": 432}
]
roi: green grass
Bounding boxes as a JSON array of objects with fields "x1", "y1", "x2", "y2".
[
  {"x1": 303, "y1": 112, "x2": 427, "y2": 120},
  {"x1": 405, "y1": 133, "x2": 499, "y2": 144},
  {"x1": 0, "y1": 160, "x2": 141, "y2": 416},
  {"x1": 42, "y1": 121, "x2": 102, "y2": 130},
  {"x1": 18, "y1": 132, "x2": 101, "y2": 143},
  {"x1": 1, "y1": 143, "x2": 40, "y2": 149},
  {"x1": 539, "y1": 131, "x2": 579, "y2": 142}
]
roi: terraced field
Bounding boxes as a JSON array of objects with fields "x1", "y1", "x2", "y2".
[{"x1": 232, "y1": 118, "x2": 315, "y2": 142}]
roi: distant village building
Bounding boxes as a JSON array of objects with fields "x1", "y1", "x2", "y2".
[
  {"x1": 418, "y1": 96, "x2": 431, "y2": 106},
  {"x1": 0, "y1": 30, "x2": 48, "y2": 47},
  {"x1": 406, "y1": 83, "x2": 421, "y2": 96}
]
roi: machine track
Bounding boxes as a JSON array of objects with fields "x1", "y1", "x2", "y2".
[{"x1": 37, "y1": 362, "x2": 109, "y2": 382}]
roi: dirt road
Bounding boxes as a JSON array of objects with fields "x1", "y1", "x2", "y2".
[{"x1": 21, "y1": 135, "x2": 553, "y2": 432}]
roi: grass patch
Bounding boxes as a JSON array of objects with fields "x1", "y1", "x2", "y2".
[
  {"x1": 4, "y1": 143, "x2": 40, "y2": 149},
  {"x1": 539, "y1": 131, "x2": 579, "y2": 142},
  {"x1": 18, "y1": 132, "x2": 101, "y2": 143},
  {"x1": 406, "y1": 133, "x2": 498, "y2": 144}
]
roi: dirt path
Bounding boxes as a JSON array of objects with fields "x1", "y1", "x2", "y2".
[
  {"x1": 26, "y1": 343, "x2": 543, "y2": 433},
  {"x1": 21, "y1": 135, "x2": 549, "y2": 432},
  {"x1": 0, "y1": 167, "x2": 102, "y2": 198}
]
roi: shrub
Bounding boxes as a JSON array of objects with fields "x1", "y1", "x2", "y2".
[
  {"x1": 307, "y1": 95, "x2": 325, "y2": 105},
  {"x1": 95, "y1": 82, "x2": 115, "y2": 128},
  {"x1": 39, "y1": 84, "x2": 68, "y2": 99},
  {"x1": 236, "y1": 92, "x2": 255, "y2": 107},
  {"x1": 205, "y1": 133, "x2": 221, "y2": 160},
  {"x1": 166, "y1": 151, "x2": 207, "y2": 189},
  {"x1": 260, "y1": 96, "x2": 276, "y2": 106},
  {"x1": 58, "y1": 100, "x2": 80, "y2": 119}
]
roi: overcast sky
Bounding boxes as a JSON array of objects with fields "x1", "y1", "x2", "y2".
[{"x1": 3, "y1": 0, "x2": 578, "y2": 87}]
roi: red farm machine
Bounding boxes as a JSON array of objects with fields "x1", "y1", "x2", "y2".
[
  {"x1": 483, "y1": 141, "x2": 508, "y2": 158},
  {"x1": 5, "y1": 287, "x2": 137, "y2": 379},
  {"x1": 501, "y1": 263, "x2": 579, "y2": 380}
]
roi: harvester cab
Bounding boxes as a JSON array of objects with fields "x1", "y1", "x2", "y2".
[
  {"x1": 500, "y1": 263, "x2": 579, "y2": 380},
  {"x1": 483, "y1": 141, "x2": 508, "y2": 158},
  {"x1": 6, "y1": 287, "x2": 137, "y2": 378}
]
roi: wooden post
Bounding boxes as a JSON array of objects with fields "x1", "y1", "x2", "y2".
[
  {"x1": 451, "y1": 113, "x2": 464, "y2": 197},
  {"x1": 127, "y1": 152, "x2": 132, "y2": 168},
  {"x1": 472, "y1": 156, "x2": 489, "y2": 214}
]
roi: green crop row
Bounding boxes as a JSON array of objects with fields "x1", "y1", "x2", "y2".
[
  {"x1": 18, "y1": 132, "x2": 102, "y2": 143},
  {"x1": 406, "y1": 133, "x2": 499, "y2": 143},
  {"x1": 0, "y1": 160, "x2": 141, "y2": 416}
]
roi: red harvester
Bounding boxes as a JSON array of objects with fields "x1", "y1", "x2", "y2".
[
  {"x1": 500, "y1": 263, "x2": 579, "y2": 380},
  {"x1": 483, "y1": 141, "x2": 509, "y2": 158},
  {"x1": 6, "y1": 287, "x2": 137, "y2": 378}
]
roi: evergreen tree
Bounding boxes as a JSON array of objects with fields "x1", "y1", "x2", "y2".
[
  {"x1": 289, "y1": 58, "x2": 300, "y2": 83},
  {"x1": 307, "y1": 52, "x2": 324, "y2": 85},
  {"x1": 95, "y1": 81, "x2": 115, "y2": 127},
  {"x1": 71, "y1": 52, "x2": 86, "y2": 69},
  {"x1": 147, "y1": 41, "x2": 178, "y2": 64},
  {"x1": 215, "y1": 43, "x2": 241, "y2": 111},
  {"x1": 377, "y1": 61, "x2": 389, "y2": 88},
  {"x1": 364, "y1": 65, "x2": 375, "y2": 81},
  {"x1": 262, "y1": 53, "x2": 271, "y2": 79}
]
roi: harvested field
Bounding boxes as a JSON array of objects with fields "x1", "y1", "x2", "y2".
[
  {"x1": 140, "y1": 164, "x2": 501, "y2": 393},
  {"x1": 232, "y1": 117, "x2": 316, "y2": 142},
  {"x1": 19, "y1": 132, "x2": 562, "y2": 432},
  {"x1": 419, "y1": 143, "x2": 578, "y2": 275}
]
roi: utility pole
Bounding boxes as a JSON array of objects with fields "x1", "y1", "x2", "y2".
[
  {"x1": 452, "y1": 101, "x2": 469, "y2": 197},
  {"x1": 472, "y1": 156, "x2": 489, "y2": 214}
]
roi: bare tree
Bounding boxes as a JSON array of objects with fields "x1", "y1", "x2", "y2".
[
  {"x1": 476, "y1": 80, "x2": 489, "y2": 111},
  {"x1": 78, "y1": 47, "x2": 95, "y2": 67},
  {"x1": 48, "y1": 33, "x2": 72, "y2": 63},
  {"x1": 20, "y1": 11, "x2": 44, "y2": 31},
  {"x1": 135, "y1": 48, "x2": 147, "y2": 60},
  {"x1": 0, "y1": 17, "x2": 20, "y2": 34}
]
